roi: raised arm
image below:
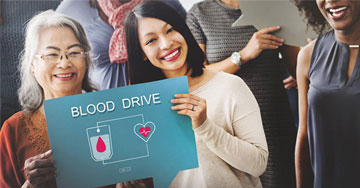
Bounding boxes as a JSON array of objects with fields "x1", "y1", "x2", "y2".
[
  {"x1": 295, "y1": 40, "x2": 315, "y2": 188},
  {"x1": 199, "y1": 26, "x2": 284, "y2": 74}
]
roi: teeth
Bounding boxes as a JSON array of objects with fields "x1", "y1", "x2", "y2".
[
  {"x1": 329, "y1": 7, "x2": 347, "y2": 13},
  {"x1": 164, "y1": 49, "x2": 179, "y2": 60},
  {"x1": 56, "y1": 73, "x2": 73, "y2": 78}
]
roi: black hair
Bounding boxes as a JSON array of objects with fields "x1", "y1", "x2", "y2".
[
  {"x1": 125, "y1": 1, "x2": 204, "y2": 84},
  {"x1": 292, "y1": 0, "x2": 329, "y2": 34}
]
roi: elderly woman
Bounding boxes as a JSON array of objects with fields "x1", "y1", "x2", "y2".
[{"x1": 0, "y1": 10, "x2": 96, "y2": 187}]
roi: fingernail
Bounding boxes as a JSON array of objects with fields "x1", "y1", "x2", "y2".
[{"x1": 170, "y1": 99, "x2": 175, "y2": 103}]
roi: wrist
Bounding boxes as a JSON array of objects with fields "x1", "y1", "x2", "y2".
[{"x1": 239, "y1": 49, "x2": 250, "y2": 64}]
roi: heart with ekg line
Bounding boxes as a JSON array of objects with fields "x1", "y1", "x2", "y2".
[{"x1": 133, "y1": 122, "x2": 156, "y2": 142}]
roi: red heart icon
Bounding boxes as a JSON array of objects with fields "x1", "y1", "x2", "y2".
[{"x1": 139, "y1": 127, "x2": 151, "y2": 138}]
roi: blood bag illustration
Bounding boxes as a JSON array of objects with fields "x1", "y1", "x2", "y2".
[{"x1": 87, "y1": 125, "x2": 113, "y2": 161}]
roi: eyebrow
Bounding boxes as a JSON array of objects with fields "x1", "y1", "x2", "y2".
[
  {"x1": 44, "y1": 44, "x2": 82, "y2": 51},
  {"x1": 142, "y1": 23, "x2": 169, "y2": 38}
]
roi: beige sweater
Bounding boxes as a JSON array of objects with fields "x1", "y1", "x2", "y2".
[{"x1": 170, "y1": 72, "x2": 268, "y2": 188}]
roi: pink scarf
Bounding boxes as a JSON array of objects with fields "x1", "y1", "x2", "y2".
[{"x1": 97, "y1": 0, "x2": 144, "y2": 63}]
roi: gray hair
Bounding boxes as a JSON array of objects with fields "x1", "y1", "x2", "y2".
[{"x1": 18, "y1": 10, "x2": 97, "y2": 112}]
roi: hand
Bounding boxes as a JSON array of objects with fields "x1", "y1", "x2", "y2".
[
  {"x1": 171, "y1": 94, "x2": 207, "y2": 129},
  {"x1": 306, "y1": 38, "x2": 313, "y2": 43},
  {"x1": 283, "y1": 75, "x2": 297, "y2": 89},
  {"x1": 241, "y1": 26, "x2": 284, "y2": 62},
  {"x1": 23, "y1": 150, "x2": 56, "y2": 188},
  {"x1": 116, "y1": 179, "x2": 147, "y2": 188}
]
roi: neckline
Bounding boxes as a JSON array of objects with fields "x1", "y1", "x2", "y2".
[
  {"x1": 215, "y1": 0, "x2": 240, "y2": 11},
  {"x1": 192, "y1": 71, "x2": 222, "y2": 94}
]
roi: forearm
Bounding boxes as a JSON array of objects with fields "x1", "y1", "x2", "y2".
[
  {"x1": 295, "y1": 131, "x2": 314, "y2": 188},
  {"x1": 194, "y1": 111, "x2": 268, "y2": 177}
]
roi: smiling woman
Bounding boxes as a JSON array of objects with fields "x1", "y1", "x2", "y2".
[
  {"x1": 0, "y1": 10, "x2": 97, "y2": 188},
  {"x1": 293, "y1": 0, "x2": 360, "y2": 187},
  {"x1": 125, "y1": 1, "x2": 268, "y2": 187}
]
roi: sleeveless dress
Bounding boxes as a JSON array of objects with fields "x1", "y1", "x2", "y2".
[
  {"x1": 186, "y1": 0, "x2": 296, "y2": 187},
  {"x1": 308, "y1": 30, "x2": 360, "y2": 188}
]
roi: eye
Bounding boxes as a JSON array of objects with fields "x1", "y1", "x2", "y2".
[
  {"x1": 167, "y1": 27, "x2": 174, "y2": 34},
  {"x1": 68, "y1": 51, "x2": 82, "y2": 57},
  {"x1": 44, "y1": 53, "x2": 59, "y2": 57},
  {"x1": 146, "y1": 38, "x2": 156, "y2": 45}
]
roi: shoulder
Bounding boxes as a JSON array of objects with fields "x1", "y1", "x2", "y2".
[
  {"x1": 0, "y1": 111, "x2": 26, "y2": 144},
  {"x1": 211, "y1": 72, "x2": 254, "y2": 99},
  {"x1": 188, "y1": 0, "x2": 216, "y2": 15},
  {"x1": 2, "y1": 111, "x2": 25, "y2": 129},
  {"x1": 297, "y1": 40, "x2": 316, "y2": 79}
]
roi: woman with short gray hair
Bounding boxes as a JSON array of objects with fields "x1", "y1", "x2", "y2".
[{"x1": 0, "y1": 10, "x2": 96, "y2": 187}]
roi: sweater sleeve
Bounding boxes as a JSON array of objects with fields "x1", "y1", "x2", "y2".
[
  {"x1": 193, "y1": 77, "x2": 268, "y2": 177},
  {"x1": 0, "y1": 117, "x2": 24, "y2": 188}
]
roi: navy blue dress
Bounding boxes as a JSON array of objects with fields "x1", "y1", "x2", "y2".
[{"x1": 308, "y1": 30, "x2": 360, "y2": 188}]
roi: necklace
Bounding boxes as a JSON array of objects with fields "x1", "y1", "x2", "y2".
[{"x1": 349, "y1": 44, "x2": 360, "y2": 48}]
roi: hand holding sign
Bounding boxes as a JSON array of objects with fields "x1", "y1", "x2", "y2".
[
  {"x1": 232, "y1": 0, "x2": 318, "y2": 46},
  {"x1": 240, "y1": 26, "x2": 284, "y2": 63},
  {"x1": 171, "y1": 93, "x2": 207, "y2": 129}
]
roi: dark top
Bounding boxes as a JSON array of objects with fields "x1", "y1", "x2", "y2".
[
  {"x1": 308, "y1": 30, "x2": 360, "y2": 188},
  {"x1": 186, "y1": 0, "x2": 296, "y2": 187}
]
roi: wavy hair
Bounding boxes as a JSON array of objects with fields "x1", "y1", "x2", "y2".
[
  {"x1": 292, "y1": 0, "x2": 330, "y2": 34},
  {"x1": 18, "y1": 10, "x2": 97, "y2": 112},
  {"x1": 125, "y1": 1, "x2": 204, "y2": 84}
]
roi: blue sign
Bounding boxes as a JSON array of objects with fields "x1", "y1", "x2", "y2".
[{"x1": 44, "y1": 76, "x2": 198, "y2": 188}]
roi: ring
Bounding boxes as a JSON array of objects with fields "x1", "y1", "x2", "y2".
[{"x1": 191, "y1": 105, "x2": 195, "y2": 111}]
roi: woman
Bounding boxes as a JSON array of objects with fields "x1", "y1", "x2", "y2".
[
  {"x1": 293, "y1": 0, "x2": 360, "y2": 187},
  {"x1": 186, "y1": 0, "x2": 298, "y2": 187},
  {"x1": 0, "y1": 10, "x2": 97, "y2": 187},
  {"x1": 125, "y1": 1, "x2": 268, "y2": 187}
]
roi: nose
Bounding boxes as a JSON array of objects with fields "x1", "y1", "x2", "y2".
[
  {"x1": 57, "y1": 54, "x2": 71, "y2": 69},
  {"x1": 159, "y1": 35, "x2": 173, "y2": 50}
]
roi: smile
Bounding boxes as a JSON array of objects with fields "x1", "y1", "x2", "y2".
[
  {"x1": 55, "y1": 73, "x2": 74, "y2": 78},
  {"x1": 160, "y1": 47, "x2": 181, "y2": 62},
  {"x1": 327, "y1": 6, "x2": 347, "y2": 18}
]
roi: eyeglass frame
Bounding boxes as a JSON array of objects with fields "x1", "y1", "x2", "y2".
[{"x1": 34, "y1": 51, "x2": 89, "y2": 64}]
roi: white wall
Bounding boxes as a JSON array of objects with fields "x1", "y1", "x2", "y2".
[{"x1": 179, "y1": 0, "x2": 203, "y2": 12}]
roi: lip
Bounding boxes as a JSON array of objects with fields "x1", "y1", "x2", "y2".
[
  {"x1": 325, "y1": 5, "x2": 348, "y2": 20},
  {"x1": 160, "y1": 47, "x2": 181, "y2": 62},
  {"x1": 54, "y1": 73, "x2": 75, "y2": 81}
]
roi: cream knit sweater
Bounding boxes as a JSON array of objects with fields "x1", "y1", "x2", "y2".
[{"x1": 170, "y1": 72, "x2": 268, "y2": 188}]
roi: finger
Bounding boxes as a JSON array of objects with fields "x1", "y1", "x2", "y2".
[
  {"x1": 116, "y1": 183, "x2": 125, "y2": 188},
  {"x1": 284, "y1": 82, "x2": 297, "y2": 89},
  {"x1": 123, "y1": 181, "x2": 135, "y2": 188},
  {"x1": 24, "y1": 150, "x2": 52, "y2": 167},
  {"x1": 171, "y1": 103, "x2": 193, "y2": 111},
  {"x1": 173, "y1": 94, "x2": 206, "y2": 105},
  {"x1": 258, "y1": 26, "x2": 281, "y2": 34},
  {"x1": 307, "y1": 38, "x2": 313, "y2": 43},
  {"x1": 283, "y1": 76, "x2": 293, "y2": 84},
  {"x1": 177, "y1": 108, "x2": 196, "y2": 117},
  {"x1": 27, "y1": 172, "x2": 56, "y2": 187},
  {"x1": 260, "y1": 34, "x2": 284, "y2": 44},
  {"x1": 130, "y1": 180, "x2": 146, "y2": 188},
  {"x1": 25, "y1": 158, "x2": 54, "y2": 171},
  {"x1": 259, "y1": 43, "x2": 280, "y2": 50},
  {"x1": 171, "y1": 97, "x2": 199, "y2": 106},
  {"x1": 26, "y1": 167, "x2": 56, "y2": 178}
]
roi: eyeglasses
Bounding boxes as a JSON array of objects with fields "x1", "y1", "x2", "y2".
[{"x1": 35, "y1": 51, "x2": 88, "y2": 64}]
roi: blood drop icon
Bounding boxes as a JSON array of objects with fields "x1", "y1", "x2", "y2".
[{"x1": 96, "y1": 136, "x2": 106, "y2": 153}]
